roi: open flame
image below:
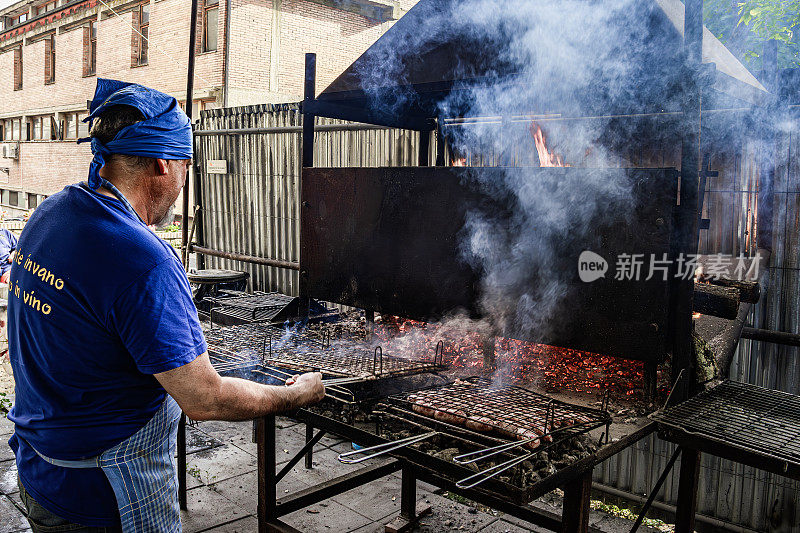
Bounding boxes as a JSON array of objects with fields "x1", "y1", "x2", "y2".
[{"x1": 530, "y1": 122, "x2": 570, "y2": 167}]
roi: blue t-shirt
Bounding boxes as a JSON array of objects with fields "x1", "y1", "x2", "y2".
[{"x1": 7, "y1": 184, "x2": 207, "y2": 526}]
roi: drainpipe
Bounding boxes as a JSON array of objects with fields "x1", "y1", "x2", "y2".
[{"x1": 222, "y1": 0, "x2": 231, "y2": 107}]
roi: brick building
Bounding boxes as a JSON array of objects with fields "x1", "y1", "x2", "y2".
[{"x1": 0, "y1": 0, "x2": 415, "y2": 216}]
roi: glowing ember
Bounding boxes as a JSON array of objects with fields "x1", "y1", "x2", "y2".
[{"x1": 372, "y1": 315, "x2": 663, "y2": 403}]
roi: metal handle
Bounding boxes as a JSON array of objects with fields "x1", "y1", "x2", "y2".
[
  {"x1": 253, "y1": 367, "x2": 356, "y2": 402},
  {"x1": 434, "y1": 341, "x2": 444, "y2": 366},
  {"x1": 453, "y1": 437, "x2": 540, "y2": 465},
  {"x1": 455, "y1": 451, "x2": 535, "y2": 490},
  {"x1": 337, "y1": 431, "x2": 437, "y2": 464}
]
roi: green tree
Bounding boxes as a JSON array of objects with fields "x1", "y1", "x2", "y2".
[{"x1": 704, "y1": 0, "x2": 800, "y2": 69}]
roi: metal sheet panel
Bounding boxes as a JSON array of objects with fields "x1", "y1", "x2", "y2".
[{"x1": 301, "y1": 166, "x2": 677, "y2": 361}]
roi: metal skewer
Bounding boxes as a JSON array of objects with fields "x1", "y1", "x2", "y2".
[
  {"x1": 337, "y1": 431, "x2": 438, "y2": 464},
  {"x1": 455, "y1": 451, "x2": 535, "y2": 490}
]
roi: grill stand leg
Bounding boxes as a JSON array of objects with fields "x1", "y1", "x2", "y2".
[
  {"x1": 674, "y1": 447, "x2": 701, "y2": 533},
  {"x1": 385, "y1": 464, "x2": 431, "y2": 533},
  {"x1": 560, "y1": 470, "x2": 592, "y2": 533},
  {"x1": 305, "y1": 423, "x2": 314, "y2": 469},
  {"x1": 177, "y1": 414, "x2": 187, "y2": 511},
  {"x1": 258, "y1": 414, "x2": 280, "y2": 533}
]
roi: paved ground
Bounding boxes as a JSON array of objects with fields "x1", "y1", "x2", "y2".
[{"x1": 0, "y1": 406, "x2": 665, "y2": 533}]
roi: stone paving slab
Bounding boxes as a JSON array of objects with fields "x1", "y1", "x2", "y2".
[
  {"x1": 332, "y1": 473, "x2": 437, "y2": 522},
  {"x1": 281, "y1": 498, "x2": 373, "y2": 532},
  {"x1": 481, "y1": 518, "x2": 548, "y2": 533},
  {"x1": 410, "y1": 492, "x2": 499, "y2": 532},
  {"x1": 181, "y1": 485, "x2": 249, "y2": 533},
  {"x1": 0, "y1": 416, "x2": 13, "y2": 439},
  {"x1": 192, "y1": 420, "x2": 256, "y2": 457},
  {"x1": 208, "y1": 471, "x2": 261, "y2": 516},
  {"x1": 202, "y1": 516, "x2": 258, "y2": 532},
  {"x1": 0, "y1": 442, "x2": 14, "y2": 463},
  {"x1": 0, "y1": 459, "x2": 17, "y2": 495},
  {"x1": 185, "y1": 443, "x2": 257, "y2": 486},
  {"x1": 0, "y1": 494, "x2": 30, "y2": 533}
]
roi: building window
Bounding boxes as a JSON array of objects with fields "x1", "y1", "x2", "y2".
[
  {"x1": 8, "y1": 191, "x2": 18, "y2": 207},
  {"x1": 29, "y1": 115, "x2": 55, "y2": 140},
  {"x1": 29, "y1": 117, "x2": 41, "y2": 140},
  {"x1": 77, "y1": 112, "x2": 88, "y2": 138},
  {"x1": 83, "y1": 21, "x2": 97, "y2": 77},
  {"x1": 44, "y1": 34, "x2": 55, "y2": 84},
  {"x1": 35, "y1": 0, "x2": 58, "y2": 16},
  {"x1": 131, "y1": 3, "x2": 149, "y2": 66},
  {"x1": 4, "y1": 119, "x2": 21, "y2": 141},
  {"x1": 201, "y1": 0, "x2": 218, "y2": 52},
  {"x1": 17, "y1": 13, "x2": 27, "y2": 25},
  {"x1": 13, "y1": 47, "x2": 22, "y2": 91},
  {"x1": 27, "y1": 193, "x2": 38, "y2": 209}
]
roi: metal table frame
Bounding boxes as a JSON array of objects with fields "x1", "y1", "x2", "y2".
[{"x1": 254, "y1": 409, "x2": 657, "y2": 533}]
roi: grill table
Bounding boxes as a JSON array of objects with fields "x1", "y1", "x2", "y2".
[
  {"x1": 652, "y1": 380, "x2": 800, "y2": 533},
  {"x1": 256, "y1": 409, "x2": 656, "y2": 533}
]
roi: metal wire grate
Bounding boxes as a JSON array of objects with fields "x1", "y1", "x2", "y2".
[
  {"x1": 652, "y1": 380, "x2": 800, "y2": 464},
  {"x1": 207, "y1": 292, "x2": 295, "y2": 323},
  {"x1": 387, "y1": 376, "x2": 610, "y2": 440},
  {"x1": 205, "y1": 322, "x2": 444, "y2": 379}
]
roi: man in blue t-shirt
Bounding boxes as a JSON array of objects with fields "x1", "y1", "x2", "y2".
[
  {"x1": 7, "y1": 80, "x2": 324, "y2": 532},
  {"x1": 0, "y1": 227, "x2": 18, "y2": 283}
]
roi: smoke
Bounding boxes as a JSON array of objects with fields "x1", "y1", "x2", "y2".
[
  {"x1": 351, "y1": 0, "x2": 687, "y2": 355},
  {"x1": 436, "y1": 0, "x2": 655, "y2": 340}
]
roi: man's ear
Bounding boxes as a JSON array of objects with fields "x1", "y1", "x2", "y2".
[{"x1": 155, "y1": 159, "x2": 170, "y2": 176}]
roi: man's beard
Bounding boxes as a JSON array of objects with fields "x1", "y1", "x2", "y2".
[{"x1": 153, "y1": 203, "x2": 175, "y2": 230}]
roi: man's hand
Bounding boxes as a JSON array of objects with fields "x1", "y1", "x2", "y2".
[
  {"x1": 7, "y1": 251, "x2": 14, "y2": 263},
  {"x1": 154, "y1": 353, "x2": 326, "y2": 421},
  {"x1": 290, "y1": 372, "x2": 325, "y2": 406}
]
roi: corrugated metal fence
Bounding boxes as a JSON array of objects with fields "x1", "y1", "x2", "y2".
[
  {"x1": 195, "y1": 103, "x2": 423, "y2": 295},
  {"x1": 194, "y1": 103, "x2": 800, "y2": 532}
]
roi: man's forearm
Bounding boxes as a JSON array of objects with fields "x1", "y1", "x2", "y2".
[{"x1": 190, "y1": 376, "x2": 309, "y2": 421}]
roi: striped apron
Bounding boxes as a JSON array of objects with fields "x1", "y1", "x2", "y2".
[{"x1": 29, "y1": 395, "x2": 182, "y2": 532}]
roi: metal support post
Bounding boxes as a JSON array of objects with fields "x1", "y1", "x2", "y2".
[
  {"x1": 674, "y1": 448, "x2": 702, "y2": 533},
  {"x1": 670, "y1": 0, "x2": 703, "y2": 403},
  {"x1": 482, "y1": 336, "x2": 496, "y2": 373},
  {"x1": 385, "y1": 464, "x2": 431, "y2": 533},
  {"x1": 299, "y1": 53, "x2": 316, "y2": 320},
  {"x1": 305, "y1": 423, "x2": 315, "y2": 469},
  {"x1": 561, "y1": 470, "x2": 593, "y2": 533},
  {"x1": 258, "y1": 415, "x2": 278, "y2": 533},
  {"x1": 181, "y1": 0, "x2": 199, "y2": 268},
  {"x1": 177, "y1": 414, "x2": 188, "y2": 510}
]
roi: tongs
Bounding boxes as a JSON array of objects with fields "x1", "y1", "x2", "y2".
[
  {"x1": 253, "y1": 367, "x2": 356, "y2": 403},
  {"x1": 337, "y1": 431, "x2": 438, "y2": 464}
]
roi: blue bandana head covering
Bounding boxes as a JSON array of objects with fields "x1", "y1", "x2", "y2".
[{"x1": 78, "y1": 78, "x2": 193, "y2": 189}]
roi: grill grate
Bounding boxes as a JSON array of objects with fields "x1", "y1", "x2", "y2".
[
  {"x1": 652, "y1": 380, "x2": 800, "y2": 464},
  {"x1": 205, "y1": 322, "x2": 443, "y2": 379},
  {"x1": 207, "y1": 292, "x2": 295, "y2": 323},
  {"x1": 386, "y1": 376, "x2": 610, "y2": 443}
]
